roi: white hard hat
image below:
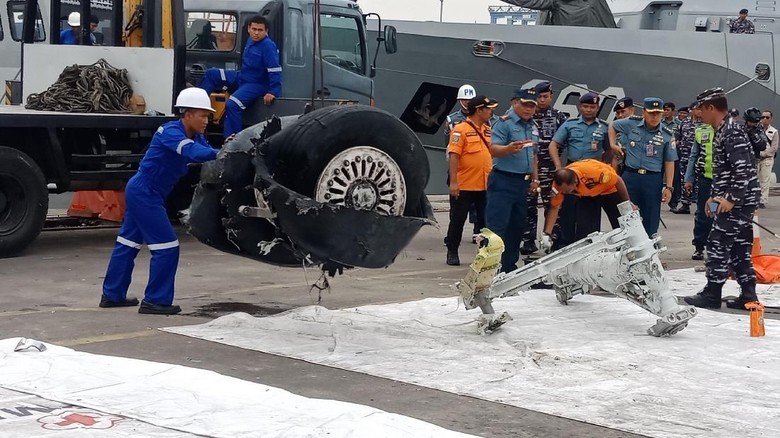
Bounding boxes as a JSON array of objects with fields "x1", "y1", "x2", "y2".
[
  {"x1": 457, "y1": 84, "x2": 476, "y2": 100},
  {"x1": 174, "y1": 87, "x2": 215, "y2": 112},
  {"x1": 67, "y1": 12, "x2": 80, "y2": 27}
]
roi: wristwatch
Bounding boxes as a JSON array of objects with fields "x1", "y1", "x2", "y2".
[{"x1": 663, "y1": 185, "x2": 673, "y2": 192}]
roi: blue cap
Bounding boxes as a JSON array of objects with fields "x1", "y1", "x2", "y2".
[
  {"x1": 579, "y1": 92, "x2": 600, "y2": 104},
  {"x1": 643, "y1": 97, "x2": 664, "y2": 112},
  {"x1": 614, "y1": 97, "x2": 633, "y2": 111},
  {"x1": 534, "y1": 81, "x2": 552, "y2": 94},
  {"x1": 512, "y1": 88, "x2": 538, "y2": 104}
]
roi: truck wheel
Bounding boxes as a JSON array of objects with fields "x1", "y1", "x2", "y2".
[
  {"x1": 267, "y1": 105, "x2": 429, "y2": 218},
  {"x1": 0, "y1": 147, "x2": 48, "y2": 257}
]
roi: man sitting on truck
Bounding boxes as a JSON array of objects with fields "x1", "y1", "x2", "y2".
[
  {"x1": 199, "y1": 15, "x2": 282, "y2": 138},
  {"x1": 99, "y1": 88, "x2": 220, "y2": 315}
]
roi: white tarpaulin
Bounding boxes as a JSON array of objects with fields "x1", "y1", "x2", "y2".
[
  {"x1": 0, "y1": 338, "x2": 473, "y2": 438},
  {"x1": 163, "y1": 269, "x2": 780, "y2": 438}
]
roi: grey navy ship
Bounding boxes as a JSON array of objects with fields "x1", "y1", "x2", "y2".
[{"x1": 369, "y1": 0, "x2": 780, "y2": 193}]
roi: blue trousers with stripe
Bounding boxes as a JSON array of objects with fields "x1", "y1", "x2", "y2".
[
  {"x1": 102, "y1": 176, "x2": 180, "y2": 305},
  {"x1": 199, "y1": 68, "x2": 267, "y2": 138}
]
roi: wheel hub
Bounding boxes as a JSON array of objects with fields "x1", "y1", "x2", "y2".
[{"x1": 315, "y1": 146, "x2": 406, "y2": 216}]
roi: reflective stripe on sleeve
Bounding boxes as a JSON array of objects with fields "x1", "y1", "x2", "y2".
[
  {"x1": 219, "y1": 68, "x2": 226, "y2": 81},
  {"x1": 176, "y1": 139, "x2": 194, "y2": 155},
  {"x1": 267, "y1": 67, "x2": 282, "y2": 72}
]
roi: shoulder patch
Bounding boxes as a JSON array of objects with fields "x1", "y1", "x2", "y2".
[
  {"x1": 500, "y1": 114, "x2": 510, "y2": 121},
  {"x1": 600, "y1": 172, "x2": 611, "y2": 184},
  {"x1": 156, "y1": 126, "x2": 165, "y2": 134},
  {"x1": 451, "y1": 132, "x2": 461, "y2": 143}
]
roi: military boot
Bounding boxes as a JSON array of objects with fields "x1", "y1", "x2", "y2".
[
  {"x1": 446, "y1": 248, "x2": 460, "y2": 266},
  {"x1": 683, "y1": 282, "x2": 723, "y2": 309},
  {"x1": 726, "y1": 281, "x2": 760, "y2": 310}
]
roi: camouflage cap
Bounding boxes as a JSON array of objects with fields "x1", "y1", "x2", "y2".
[{"x1": 695, "y1": 87, "x2": 726, "y2": 106}]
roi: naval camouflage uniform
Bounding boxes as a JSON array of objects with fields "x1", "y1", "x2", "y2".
[
  {"x1": 685, "y1": 102, "x2": 761, "y2": 309},
  {"x1": 729, "y1": 18, "x2": 755, "y2": 34},
  {"x1": 672, "y1": 118, "x2": 697, "y2": 209},
  {"x1": 520, "y1": 106, "x2": 568, "y2": 251}
]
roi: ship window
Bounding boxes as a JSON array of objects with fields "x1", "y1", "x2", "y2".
[
  {"x1": 7, "y1": 1, "x2": 45, "y2": 42},
  {"x1": 319, "y1": 13, "x2": 364, "y2": 75},
  {"x1": 185, "y1": 12, "x2": 237, "y2": 51}
]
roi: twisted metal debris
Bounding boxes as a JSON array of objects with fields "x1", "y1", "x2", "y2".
[{"x1": 26, "y1": 59, "x2": 133, "y2": 113}]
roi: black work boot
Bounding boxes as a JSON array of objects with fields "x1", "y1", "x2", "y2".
[
  {"x1": 99, "y1": 295, "x2": 140, "y2": 308},
  {"x1": 138, "y1": 300, "x2": 182, "y2": 315},
  {"x1": 671, "y1": 204, "x2": 690, "y2": 214},
  {"x1": 684, "y1": 282, "x2": 723, "y2": 309},
  {"x1": 726, "y1": 282, "x2": 760, "y2": 310},
  {"x1": 446, "y1": 248, "x2": 460, "y2": 266},
  {"x1": 691, "y1": 247, "x2": 705, "y2": 261}
]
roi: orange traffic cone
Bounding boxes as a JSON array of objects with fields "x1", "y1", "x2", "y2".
[
  {"x1": 752, "y1": 211, "x2": 762, "y2": 257},
  {"x1": 67, "y1": 191, "x2": 125, "y2": 223}
]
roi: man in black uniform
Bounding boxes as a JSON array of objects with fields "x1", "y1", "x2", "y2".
[
  {"x1": 520, "y1": 81, "x2": 568, "y2": 254},
  {"x1": 684, "y1": 88, "x2": 762, "y2": 310}
]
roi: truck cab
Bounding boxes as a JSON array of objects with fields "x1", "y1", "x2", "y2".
[{"x1": 184, "y1": 0, "x2": 377, "y2": 125}]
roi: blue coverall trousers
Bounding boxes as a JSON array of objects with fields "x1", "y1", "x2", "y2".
[
  {"x1": 102, "y1": 176, "x2": 180, "y2": 305},
  {"x1": 199, "y1": 68, "x2": 267, "y2": 138}
]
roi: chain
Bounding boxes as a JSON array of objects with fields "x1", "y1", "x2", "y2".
[{"x1": 25, "y1": 58, "x2": 133, "y2": 113}]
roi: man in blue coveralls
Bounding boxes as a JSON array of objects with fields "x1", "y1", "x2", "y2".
[
  {"x1": 609, "y1": 97, "x2": 677, "y2": 236},
  {"x1": 199, "y1": 15, "x2": 282, "y2": 138},
  {"x1": 99, "y1": 88, "x2": 220, "y2": 315},
  {"x1": 59, "y1": 12, "x2": 81, "y2": 45},
  {"x1": 487, "y1": 88, "x2": 540, "y2": 273}
]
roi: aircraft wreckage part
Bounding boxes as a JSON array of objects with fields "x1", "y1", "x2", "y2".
[
  {"x1": 314, "y1": 146, "x2": 407, "y2": 216},
  {"x1": 264, "y1": 104, "x2": 429, "y2": 218},
  {"x1": 189, "y1": 105, "x2": 435, "y2": 269},
  {"x1": 455, "y1": 201, "x2": 697, "y2": 337}
]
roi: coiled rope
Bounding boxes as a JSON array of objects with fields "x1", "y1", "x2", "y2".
[{"x1": 26, "y1": 58, "x2": 133, "y2": 113}]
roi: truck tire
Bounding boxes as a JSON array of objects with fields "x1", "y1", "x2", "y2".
[
  {"x1": 0, "y1": 146, "x2": 48, "y2": 257},
  {"x1": 267, "y1": 105, "x2": 429, "y2": 218}
]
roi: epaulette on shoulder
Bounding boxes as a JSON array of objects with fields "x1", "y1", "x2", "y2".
[
  {"x1": 662, "y1": 126, "x2": 675, "y2": 136},
  {"x1": 499, "y1": 114, "x2": 510, "y2": 121},
  {"x1": 629, "y1": 115, "x2": 643, "y2": 121}
]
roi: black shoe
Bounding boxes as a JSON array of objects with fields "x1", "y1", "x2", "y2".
[
  {"x1": 683, "y1": 283, "x2": 723, "y2": 309},
  {"x1": 671, "y1": 205, "x2": 690, "y2": 214},
  {"x1": 446, "y1": 250, "x2": 460, "y2": 266},
  {"x1": 520, "y1": 241, "x2": 538, "y2": 255},
  {"x1": 759, "y1": 203, "x2": 766, "y2": 209},
  {"x1": 691, "y1": 248, "x2": 704, "y2": 261},
  {"x1": 99, "y1": 295, "x2": 139, "y2": 308},
  {"x1": 138, "y1": 300, "x2": 182, "y2": 315}
]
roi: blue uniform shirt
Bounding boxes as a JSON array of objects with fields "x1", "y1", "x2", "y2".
[
  {"x1": 136, "y1": 120, "x2": 220, "y2": 198},
  {"x1": 552, "y1": 116, "x2": 608, "y2": 162},
  {"x1": 60, "y1": 29, "x2": 78, "y2": 45},
  {"x1": 240, "y1": 36, "x2": 282, "y2": 96},
  {"x1": 491, "y1": 109, "x2": 538, "y2": 174},
  {"x1": 613, "y1": 117, "x2": 677, "y2": 172}
]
